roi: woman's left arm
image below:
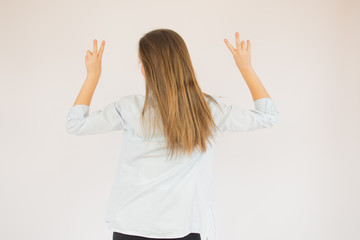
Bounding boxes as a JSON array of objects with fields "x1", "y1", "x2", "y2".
[
  {"x1": 73, "y1": 39, "x2": 105, "y2": 106},
  {"x1": 65, "y1": 39, "x2": 128, "y2": 136}
]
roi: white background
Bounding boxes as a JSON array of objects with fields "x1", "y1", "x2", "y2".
[{"x1": 0, "y1": 0, "x2": 359, "y2": 239}]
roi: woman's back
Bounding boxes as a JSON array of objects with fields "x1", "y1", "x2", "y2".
[{"x1": 65, "y1": 92, "x2": 279, "y2": 240}]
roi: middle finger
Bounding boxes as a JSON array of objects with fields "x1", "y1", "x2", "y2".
[
  {"x1": 98, "y1": 40, "x2": 105, "y2": 58},
  {"x1": 235, "y1": 32, "x2": 241, "y2": 49}
]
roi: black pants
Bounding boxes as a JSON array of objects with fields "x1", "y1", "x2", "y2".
[{"x1": 113, "y1": 232, "x2": 201, "y2": 240}]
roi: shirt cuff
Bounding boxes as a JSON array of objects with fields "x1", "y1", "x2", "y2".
[
  {"x1": 254, "y1": 98, "x2": 271, "y2": 112},
  {"x1": 66, "y1": 104, "x2": 90, "y2": 120}
]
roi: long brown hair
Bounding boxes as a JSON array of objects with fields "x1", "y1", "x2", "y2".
[{"x1": 138, "y1": 28, "x2": 221, "y2": 159}]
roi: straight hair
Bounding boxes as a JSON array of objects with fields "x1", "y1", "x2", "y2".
[{"x1": 138, "y1": 28, "x2": 221, "y2": 159}]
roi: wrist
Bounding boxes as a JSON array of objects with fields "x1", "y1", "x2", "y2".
[
  {"x1": 238, "y1": 65, "x2": 254, "y2": 73},
  {"x1": 86, "y1": 72, "x2": 101, "y2": 81}
]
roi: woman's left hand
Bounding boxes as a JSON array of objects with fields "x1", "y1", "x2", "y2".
[{"x1": 85, "y1": 39, "x2": 105, "y2": 77}]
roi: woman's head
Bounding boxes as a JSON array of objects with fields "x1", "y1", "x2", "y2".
[{"x1": 138, "y1": 28, "x2": 220, "y2": 159}]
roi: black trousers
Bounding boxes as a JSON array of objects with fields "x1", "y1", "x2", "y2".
[{"x1": 113, "y1": 232, "x2": 201, "y2": 240}]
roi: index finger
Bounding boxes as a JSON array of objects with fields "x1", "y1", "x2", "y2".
[{"x1": 224, "y1": 39, "x2": 235, "y2": 55}]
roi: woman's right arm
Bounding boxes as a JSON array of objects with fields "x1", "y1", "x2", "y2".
[
  {"x1": 211, "y1": 32, "x2": 278, "y2": 132},
  {"x1": 224, "y1": 32, "x2": 270, "y2": 101}
]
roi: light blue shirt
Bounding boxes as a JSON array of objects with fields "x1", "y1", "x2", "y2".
[{"x1": 65, "y1": 94, "x2": 279, "y2": 240}]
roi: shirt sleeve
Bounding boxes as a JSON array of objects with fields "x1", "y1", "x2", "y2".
[
  {"x1": 65, "y1": 99, "x2": 128, "y2": 136},
  {"x1": 211, "y1": 97, "x2": 280, "y2": 132}
]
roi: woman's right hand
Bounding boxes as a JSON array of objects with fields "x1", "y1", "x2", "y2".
[{"x1": 224, "y1": 32, "x2": 252, "y2": 72}]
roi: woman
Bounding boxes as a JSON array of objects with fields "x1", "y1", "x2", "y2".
[{"x1": 65, "y1": 29, "x2": 279, "y2": 240}]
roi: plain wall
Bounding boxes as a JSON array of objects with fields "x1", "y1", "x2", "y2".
[{"x1": 0, "y1": 0, "x2": 359, "y2": 240}]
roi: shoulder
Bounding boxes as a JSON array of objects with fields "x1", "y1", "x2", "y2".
[
  {"x1": 117, "y1": 93, "x2": 144, "y2": 101},
  {"x1": 204, "y1": 94, "x2": 228, "y2": 109},
  {"x1": 204, "y1": 93, "x2": 226, "y2": 101},
  {"x1": 115, "y1": 94, "x2": 145, "y2": 114},
  {"x1": 117, "y1": 94, "x2": 145, "y2": 104}
]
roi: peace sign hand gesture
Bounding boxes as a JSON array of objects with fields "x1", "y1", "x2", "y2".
[
  {"x1": 85, "y1": 39, "x2": 105, "y2": 77},
  {"x1": 224, "y1": 32, "x2": 252, "y2": 72}
]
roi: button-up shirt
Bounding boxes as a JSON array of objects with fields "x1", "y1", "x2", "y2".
[{"x1": 65, "y1": 94, "x2": 280, "y2": 240}]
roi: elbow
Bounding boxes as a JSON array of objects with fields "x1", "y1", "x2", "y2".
[
  {"x1": 65, "y1": 120, "x2": 83, "y2": 136},
  {"x1": 265, "y1": 110, "x2": 280, "y2": 128}
]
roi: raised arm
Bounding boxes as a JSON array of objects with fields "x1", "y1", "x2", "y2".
[
  {"x1": 224, "y1": 32, "x2": 270, "y2": 101},
  {"x1": 210, "y1": 32, "x2": 279, "y2": 132},
  {"x1": 72, "y1": 39, "x2": 105, "y2": 107},
  {"x1": 65, "y1": 39, "x2": 128, "y2": 136}
]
